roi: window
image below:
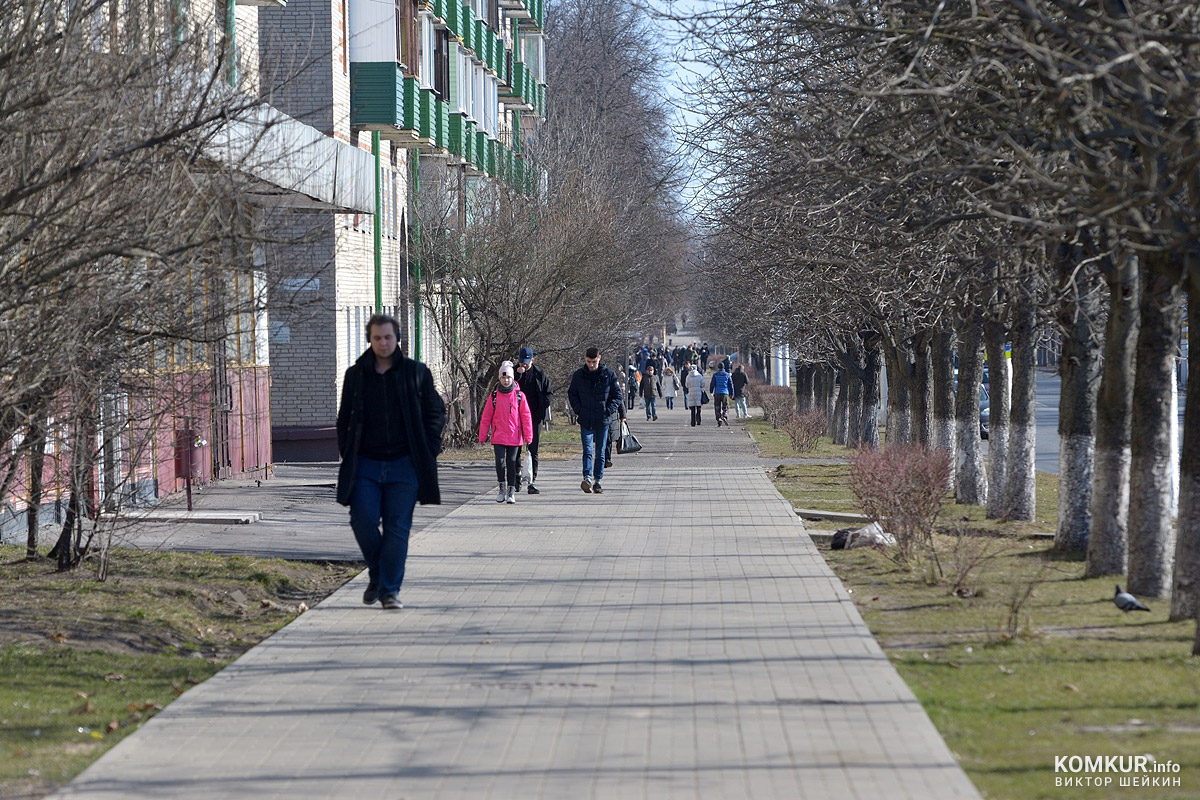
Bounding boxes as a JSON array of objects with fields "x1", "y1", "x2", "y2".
[
  {"x1": 396, "y1": 0, "x2": 419, "y2": 73},
  {"x1": 433, "y1": 29, "x2": 449, "y2": 100},
  {"x1": 419, "y1": 14, "x2": 434, "y2": 89}
]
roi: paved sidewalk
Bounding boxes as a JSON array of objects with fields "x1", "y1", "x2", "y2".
[{"x1": 51, "y1": 407, "x2": 980, "y2": 799}]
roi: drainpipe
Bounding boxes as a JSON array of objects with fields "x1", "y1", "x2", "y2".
[
  {"x1": 372, "y1": 132, "x2": 383, "y2": 311},
  {"x1": 224, "y1": 0, "x2": 238, "y2": 86},
  {"x1": 411, "y1": 155, "x2": 422, "y2": 360}
]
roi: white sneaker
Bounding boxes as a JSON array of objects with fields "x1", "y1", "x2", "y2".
[
  {"x1": 505, "y1": 486, "x2": 517, "y2": 504},
  {"x1": 496, "y1": 483, "x2": 506, "y2": 503}
]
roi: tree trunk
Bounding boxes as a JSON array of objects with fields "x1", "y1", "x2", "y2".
[
  {"x1": 845, "y1": 338, "x2": 864, "y2": 448},
  {"x1": 1127, "y1": 260, "x2": 1184, "y2": 598},
  {"x1": 1087, "y1": 253, "x2": 1140, "y2": 577},
  {"x1": 1004, "y1": 296, "x2": 1038, "y2": 521},
  {"x1": 984, "y1": 318, "x2": 1011, "y2": 518},
  {"x1": 932, "y1": 329, "x2": 957, "y2": 462},
  {"x1": 913, "y1": 331, "x2": 934, "y2": 446},
  {"x1": 955, "y1": 319, "x2": 988, "y2": 505},
  {"x1": 860, "y1": 333, "x2": 882, "y2": 449},
  {"x1": 25, "y1": 417, "x2": 48, "y2": 560},
  {"x1": 1172, "y1": 284, "x2": 1200, "y2": 619},
  {"x1": 1055, "y1": 254, "x2": 1103, "y2": 552},
  {"x1": 832, "y1": 373, "x2": 849, "y2": 445},
  {"x1": 819, "y1": 364, "x2": 836, "y2": 425},
  {"x1": 883, "y1": 339, "x2": 913, "y2": 445}
]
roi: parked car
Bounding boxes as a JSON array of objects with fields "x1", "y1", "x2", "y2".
[{"x1": 979, "y1": 385, "x2": 990, "y2": 439}]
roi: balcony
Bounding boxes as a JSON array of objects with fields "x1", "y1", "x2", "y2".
[{"x1": 350, "y1": 64, "x2": 453, "y2": 153}]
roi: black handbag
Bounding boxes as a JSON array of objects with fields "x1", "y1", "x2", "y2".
[
  {"x1": 701, "y1": 391, "x2": 710, "y2": 405},
  {"x1": 617, "y1": 420, "x2": 642, "y2": 454}
]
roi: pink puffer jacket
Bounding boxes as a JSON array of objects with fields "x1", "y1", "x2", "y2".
[{"x1": 478, "y1": 386, "x2": 534, "y2": 446}]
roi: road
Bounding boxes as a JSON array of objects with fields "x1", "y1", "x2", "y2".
[{"x1": 1008, "y1": 369, "x2": 1185, "y2": 475}]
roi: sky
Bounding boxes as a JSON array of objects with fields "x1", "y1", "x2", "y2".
[{"x1": 642, "y1": 0, "x2": 721, "y2": 214}]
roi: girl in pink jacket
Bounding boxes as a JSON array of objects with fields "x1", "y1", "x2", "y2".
[{"x1": 478, "y1": 361, "x2": 534, "y2": 504}]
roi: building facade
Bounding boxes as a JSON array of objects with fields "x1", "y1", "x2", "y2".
[{"x1": 262, "y1": 0, "x2": 546, "y2": 460}]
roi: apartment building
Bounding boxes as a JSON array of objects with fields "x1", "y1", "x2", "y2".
[
  {"x1": 261, "y1": 0, "x2": 546, "y2": 460},
  {"x1": 0, "y1": 0, "x2": 374, "y2": 541}
]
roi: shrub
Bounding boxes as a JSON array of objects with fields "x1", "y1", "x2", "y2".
[
  {"x1": 847, "y1": 445, "x2": 951, "y2": 566},
  {"x1": 781, "y1": 410, "x2": 827, "y2": 453},
  {"x1": 756, "y1": 385, "x2": 796, "y2": 428}
]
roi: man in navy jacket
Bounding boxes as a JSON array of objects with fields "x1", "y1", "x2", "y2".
[{"x1": 567, "y1": 347, "x2": 622, "y2": 494}]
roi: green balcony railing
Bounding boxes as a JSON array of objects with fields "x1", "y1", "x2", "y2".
[{"x1": 350, "y1": 63, "x2": 429, "y2": 145}]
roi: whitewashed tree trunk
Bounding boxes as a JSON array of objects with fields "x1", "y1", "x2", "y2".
[
  {"x1": 932, "y1": 329, "x2": 957, "y2": 463},
  {"x1": 1004, "y1": 298, "x2": 1037, "y2": 521},
  {"x1": 914, "y1": 331, "x2": 935, "y2": 446},
  {"x1": 1086, "y1": 253, "x2": 1139, "y2": 578},
  {"x1": 1055, "y1": 250, "x2": 1102, "y2": 551},
  {"x1": 1127, "y1": 261, "x2": 1184, "y2": 598},
  {"x1": 954, "y1": 320, "x2": 988, "y2": 505},
  {"x1": 883, "y1": 339, "x2": 912, "y2": 445},
  {"x1": 1170, "y1": 289, "x2": 1200, "y2": 619},
  {"x1": 985, "y1": 318, "x2": 1011, "y2": 518},
  {"x1": 860, "y1": 333, "x2": 882, "y2": 449}
]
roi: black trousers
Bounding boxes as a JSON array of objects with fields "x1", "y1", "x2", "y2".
[
  {"x1": 527, "y1": 422, "x2": 542, "y2": 480},
  {"x1": 690, "y1": 405, "x2": 702, "y2": 425},
  {"x1": 493, "y1": 444, "x2": 520, "y2": 487}
]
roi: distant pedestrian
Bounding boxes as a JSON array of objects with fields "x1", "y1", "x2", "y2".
[
  {"x1": 626, "y1": 366, "x2": 639, "y2": 410},
  {"x1": 606, "y1": 383, "x2": 626, "y2": 469},
  {"x1": 478, "y1": 361, "x2": 534, "y2": 505},
  {"x1": 732, "y1": 364, "x2": 750, "y2": 418},
  {"x1": 710, "y1": 364, "x2": 733, "y2": 427},
  {"x1": 336, "y1": 313, "x2": 445, "y2": 611},
  {"x1": 684, "y1": 364, "x2": 705, "y2": 427},
  {"x1": 640, "y1": 365, "x2": 662, "y2": 421},
  {"x1": 568, "y1": 347, "x2": 622, "y2": 494},
  {"x1": 661, "y1": 366, "x2": 680, "y2": 410},
  {"x1": 514, "y1": 346, "x2": 553, "y2": 494}
]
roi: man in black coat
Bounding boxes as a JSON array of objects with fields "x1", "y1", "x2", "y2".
[
  {"x1": 335, "y1": 314, "x2": 445, "y2": 610},
  {"x1": 514, "y1": 345, "x2": 553, "y2": 494},
  {"x1": 567, "y1": 346, "x2": 621, "y2": 494}
]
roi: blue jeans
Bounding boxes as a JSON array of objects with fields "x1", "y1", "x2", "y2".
[
  {"x1": 665, "y1": 397, "x2": 674, "y2": 410},
  {"x1": 349, "y1": 456, "x2": 419, "y2": 599},
  {"x1": 734, "y1": 396, "x2": 748, "y2": 417},
  {"x1": 645, "y1": 397, "x2": 657, "y2": 419},
  {"x1": 580, "y1": 423, "x2": 610, "y2": 483}
]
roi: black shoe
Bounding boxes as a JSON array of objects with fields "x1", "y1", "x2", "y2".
[
  {"x1": 380, "y1": 595, "x2": 403, "y2": 610},
  {"x1": 363, "y1": 584, "x2": 379, "y2": 605},
  {"x1": 604, "y1": 460, "x2": 613, "y2": 468},
  {"x1": 581, "y1": 479, "x2": 592, "y2": 493},
  {"x1": 592, "y1": 483, "x2": 603, "y2": 494},
  {"x1": 527, "y1": 484, "x2": 540, "y2": 494},
  {"x1": 653, "y1": 415, "x2": 658, "y2": 421}
]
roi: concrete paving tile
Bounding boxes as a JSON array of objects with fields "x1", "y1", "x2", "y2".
[{"x1": 48, "y1": 414, "x2": 980, "y2": 799}]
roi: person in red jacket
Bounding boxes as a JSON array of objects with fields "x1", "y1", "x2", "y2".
[{"x1": 478, "y1": 361, "x2": 534, "y2": 504}]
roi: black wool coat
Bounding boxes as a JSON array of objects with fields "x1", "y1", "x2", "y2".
[{"x1": 336, "y1": 349, "x2": 446, "y2": 506}]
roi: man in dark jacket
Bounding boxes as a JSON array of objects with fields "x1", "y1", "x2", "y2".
[
  {"x1": 514, "y1": 345, "x2": 553, "y2": 494},
  {"x1": 567, "y1": 346, "x2": 621, "y2": 494},
  {"x1": 335, "y1": 314, "x2": 445, "y2": 610}
]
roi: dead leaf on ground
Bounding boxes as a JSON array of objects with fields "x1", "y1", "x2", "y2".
[
  {"x1": 105, "y1": 720, "x2": 119, "y2": 733},
  {"x1": 1063, "y1": 684, "x2": 1079, "y2": 692},
  {"x1": 104, "y1": 673, "x2": 125, "y2": 682},
  {"x1": 48, "y1": 632, "x2": 68, "y2": 643},
  {"x1": 73, "y1": 699, "x2": 94, "y2": 714}
]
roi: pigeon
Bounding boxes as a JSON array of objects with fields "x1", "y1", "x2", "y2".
[{"x1": 1113, "y1": 585, "x2": 1150, "y2": 613}]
